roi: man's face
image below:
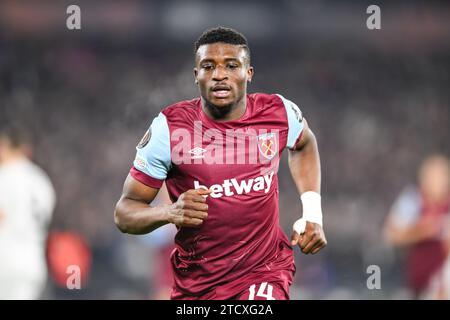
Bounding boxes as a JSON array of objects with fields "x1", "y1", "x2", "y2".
[
  {"x1": 194, "y1": 42, "x2": 253, "y2": 108},
  {"x1": 419, "y1": 156, "x2": 450, "y2": 199}
]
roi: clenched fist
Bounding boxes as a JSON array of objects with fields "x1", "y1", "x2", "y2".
[
  {"x1": 167, "y1": 188, "x2": 211, "y2": 228},
  {"x1": 291, "y1": 221, "x2": 327, "y2": 254}
]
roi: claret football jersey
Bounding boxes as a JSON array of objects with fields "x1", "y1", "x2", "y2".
[{"x1": 130, "y1": 93, "x2": 304, "y2": 298}]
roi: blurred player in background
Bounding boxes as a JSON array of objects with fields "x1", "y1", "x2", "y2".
[
  {"x1": 384, "y1": 154, "x2": 450, "y2": 299},
  {"x1": 0, "y1": 124, "x2": 56, "y2": 299},
  {"x1": 115, "y1": 27, "x2": 326, "y2": 300}
]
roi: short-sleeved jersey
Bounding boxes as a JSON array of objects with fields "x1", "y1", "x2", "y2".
[{"x1": 130, "y1": 93, "x2": 304, "y2": 299}]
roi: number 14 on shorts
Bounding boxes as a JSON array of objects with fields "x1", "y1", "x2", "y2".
[{"x1": 248, "y1": 282, "x2": 276, "y2": 300}]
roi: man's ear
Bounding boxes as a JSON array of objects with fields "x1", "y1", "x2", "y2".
[
  {"x1": 247, "y1": 66, "x2": 254, "y2": 83},
  {"x1": 194, "y1": 68, "x2": 198, "y2": 84}
]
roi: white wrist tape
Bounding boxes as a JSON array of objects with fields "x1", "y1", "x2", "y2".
[{"x1": 293, "y1": 191, "x2": 323, "y2": 235}]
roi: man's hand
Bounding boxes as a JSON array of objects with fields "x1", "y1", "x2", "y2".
[
  {"x1": 291, "y1": 221, "x2": 327, "y2": 254},
  {"x1": 167, "y1": 188, "x2": 211, "y2": 228}
]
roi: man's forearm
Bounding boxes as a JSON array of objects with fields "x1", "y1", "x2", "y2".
[
  {"x1": 288, "y1": 130, "x2": 327, "y2": 252},
  {"x1": 288, "y1": 131, "x2": 321, "y2": 195},
  {"x1": 114, "y1": 197, "x2": 171, "y2": 235},
  {"x1": 386, "y1": 222, "x2": 438, "y2": 247}
]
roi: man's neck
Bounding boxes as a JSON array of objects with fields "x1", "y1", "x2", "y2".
[{"x1": 0, "y1": 151, "x2": 26, "y2": 166}]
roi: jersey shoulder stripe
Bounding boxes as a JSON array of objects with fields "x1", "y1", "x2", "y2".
[{"x1": 276, "y1": 94, "x2": 304, "y2": 149}]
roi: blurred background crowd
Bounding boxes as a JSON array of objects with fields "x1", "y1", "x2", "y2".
[{"x1": 0, "y1": 0, "x2": 449, "y2": 299}]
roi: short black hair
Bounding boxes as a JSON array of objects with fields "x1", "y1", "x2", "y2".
[{"x1": 194, "y1": 26, "x2": 251, "y2": 64}]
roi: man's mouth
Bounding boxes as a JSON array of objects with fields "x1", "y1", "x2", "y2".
[{"x1": 211, "y1": 85, "x2": 231, "y2": 99}]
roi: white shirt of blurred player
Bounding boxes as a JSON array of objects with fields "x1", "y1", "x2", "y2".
[{"x1": 0, "y1": 157, "x2": 56, "y2": 299}]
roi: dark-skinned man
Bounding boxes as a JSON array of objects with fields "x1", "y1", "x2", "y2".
[{"x1": 115, "y1": 27, "x2": 326, "y2": 300}]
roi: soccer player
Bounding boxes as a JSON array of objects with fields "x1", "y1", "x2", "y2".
[
  {"x1": 115, "y1": 27, "x2": 326, "y2": 300},
  {"x1": 384, "y1": 154, "x2": 450, "y2": 299},
  {"x1": 0, "y1": 125, "x2": 56, "y2": 299}
]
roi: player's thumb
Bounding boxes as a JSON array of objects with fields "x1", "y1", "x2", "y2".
[
  {"x1": 196, "y1": 187, "x2": 212, "y2": 196},
  {"x1": 291, "y1": 231, "x2": 300, "y2": 246}
]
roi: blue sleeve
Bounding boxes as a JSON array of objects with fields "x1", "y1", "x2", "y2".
[
  {"x1": 389, "y1": 186, "x2": 421, "y2": 227},
  {"x1": 133, "y1": 112, "x2": 171, "y2": 180},
  {"x1": 277, "y1": 94, "x2": 305, "y2": 149}
]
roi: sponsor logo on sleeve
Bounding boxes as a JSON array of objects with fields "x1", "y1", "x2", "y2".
[
  {"x1": 291, "y1": 104, "x2": 303, "y2": 123},
  {"x1": 134, "y1": 155, "x2": 148, "y2": 170},
  {"x1": 137, "y1": 128, "x2": 151, "y2": 149}
]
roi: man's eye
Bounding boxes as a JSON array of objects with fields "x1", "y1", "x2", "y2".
[
  {"x1": 202, "y1": 65, "x2": 214, "y2": 70},
  {"x1": 227, "y1": 64, "x2": 238, "y2": 69}
]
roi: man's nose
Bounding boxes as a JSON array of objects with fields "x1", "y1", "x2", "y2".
[{"x1": 212, "y1": 65, "x2": 228, "y2": 81}]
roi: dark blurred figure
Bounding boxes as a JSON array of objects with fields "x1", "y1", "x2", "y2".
[
  {"x1": 384, "y1": 155, "x2": 450, "y2": 299},
  {"x1": 0, "y1": 125, "x2": 56, "y2": 299}
]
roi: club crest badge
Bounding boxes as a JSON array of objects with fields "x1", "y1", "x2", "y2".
[{"x1": 257, "y1": 132, "x2": 278, "y2": 160}]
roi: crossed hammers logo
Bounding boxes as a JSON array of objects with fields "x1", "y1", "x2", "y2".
[{"x1": 261, "y1": 139, "x2": 274, "y2": 157}]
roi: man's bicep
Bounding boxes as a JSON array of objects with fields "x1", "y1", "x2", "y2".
[
  {"x1": 292, "y1": 118, "x2": 312, "y2": 151},
  {"x1": 122, "y1": 173, "x2": 160, "y2": 204}
]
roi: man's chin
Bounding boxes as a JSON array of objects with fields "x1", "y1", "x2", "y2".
[{"x1": 207, "y1": 97, "x2": 234, "y2": 109}]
